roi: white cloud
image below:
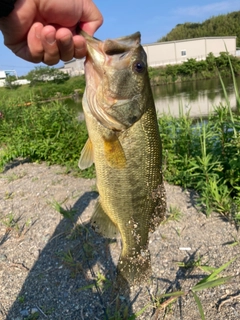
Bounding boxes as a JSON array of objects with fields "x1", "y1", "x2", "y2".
[{"x1": 174, "y1": 1, "x2": 240, "y2": 18}]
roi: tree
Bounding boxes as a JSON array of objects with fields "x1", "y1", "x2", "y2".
[
  {"x1": 158, "y1": 11, "x2": 240, "y2": 47},
  {"x1": 5, "y1": 75, "x2": 19, "y2": 90},
  {"x1": 26, "y1": 66, "x2": 69, "y2": 86}
]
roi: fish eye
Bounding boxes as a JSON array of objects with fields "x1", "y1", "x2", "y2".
[{"x1": 133, "y1": 60, "x2": 146, "y2": 73}]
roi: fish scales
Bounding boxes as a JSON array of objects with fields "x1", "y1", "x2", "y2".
[{"x1": 79, "y1": 31, "x2": 166, "y2": 284}]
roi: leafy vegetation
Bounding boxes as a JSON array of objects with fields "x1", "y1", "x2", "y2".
[
  {"x1": 159, "y1": 10, "x2": 240, "y2": 47},
  {"x1": 149, "y1": 52, "x2": 240, "y2": 85},
  {"x1": 0, "y1": 100, "x2": 93, "y2": 177},
  {"x1": 0, "y1": 68, "x2": 85, "y2": 103},
  {"x1": 25, "y1": 66, "x2": 70, "y2": 84}
]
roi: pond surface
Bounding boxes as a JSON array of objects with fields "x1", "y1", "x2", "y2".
[{"x1": 152, "y1": 76, "x2": 240, "y2": 118}]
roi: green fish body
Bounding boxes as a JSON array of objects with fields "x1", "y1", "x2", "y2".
[{"x1": 79, "y1": 31, "x2": 166, "y2": 284}]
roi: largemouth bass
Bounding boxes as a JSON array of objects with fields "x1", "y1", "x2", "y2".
[{"x1": 79, "y1": 31, "x2": 166, "y2": 284}]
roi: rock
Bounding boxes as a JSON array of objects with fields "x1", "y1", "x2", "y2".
[
  {"x1": 20, "y1": 309, "x2": 29, "y2": 317},
  {"x1": 0, "y1": 254, "x2": 7, "y2": 261},
  {"x1": 31, "y1": 307, "x2": 39, "y2": 314}
]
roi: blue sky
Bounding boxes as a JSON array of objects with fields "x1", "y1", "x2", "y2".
[{"x1": 0, "y1": 0, "x2": 239, "y2": 76}]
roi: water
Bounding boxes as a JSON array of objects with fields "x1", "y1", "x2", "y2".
[
  {"x1": 63, "y1": 97, "x2": 82, "y2": 113},
  {"x1": 152, "y1": 76, "x2": 240, "y2": 118},
  {"x1": 65, "y1": 76, "x2": 240, "y2": 118}
]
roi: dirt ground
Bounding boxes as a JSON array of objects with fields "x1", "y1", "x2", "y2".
[{"x1": 0, "y1": 161, "x2": 240, "y2": 320}]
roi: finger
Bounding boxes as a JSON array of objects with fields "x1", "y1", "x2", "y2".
[
  {"x1": 55, "y1": 28, "x2": 75, "y2": 62},
  {"x1": 41, "y1": 25, "x2": 60, "y2": 65},
  {"x1": 8, "y1": 22, "x2": 44, "y2": 63},
  {"x1": 27, "y1": 22, "x2": 44, "y2": 63},
  {"x1": 73, "y1": 35, "x2": 87, "y2": 59}
]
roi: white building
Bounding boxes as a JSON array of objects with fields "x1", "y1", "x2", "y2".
[
  {"x1": 12, "y1": 79, "x2": 30, "y2": 85},
  {"x1": 0, "y1": 70, "x2": 30, "y2": 87},
  {"x1": 59, "y1": 59, "x2": 85, "y2": 76},
  {"x1": 143, "y1": 36, "x2": 237, "y2": 67},
  {"x1": 0, "y1": 70, "x2": 6, "y2": 87},
  {"x1": 61, "y1": 36, "x2": 237, "y2": 75}
]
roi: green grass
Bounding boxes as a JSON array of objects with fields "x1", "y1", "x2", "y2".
[
  {"x1": 0, "y1": 99, "x2": 94, "y2": 177},
  {"x1": 0, "y1": 211, "x2": 32, "y2": 238},
  {"x1": 0, "y1": 75, "x2": 85, "y2": 102}
]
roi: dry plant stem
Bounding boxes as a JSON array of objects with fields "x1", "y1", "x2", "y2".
[
  {"x1": 36, "y1": 305, "x2": 48, "y2": 318},
  {"x1": 218, "y1": 293, "x2": 240, "y2": 312},
  {"x1": 154, "y1": 295, "x2": 185, "y2": 319},
  {"x1": 9, "y1": 262, "x2": 30, "y2": 271}
]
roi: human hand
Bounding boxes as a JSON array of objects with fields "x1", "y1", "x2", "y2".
[{"x1": 0, "y1": 0, "x2": 103, "y2": 65}]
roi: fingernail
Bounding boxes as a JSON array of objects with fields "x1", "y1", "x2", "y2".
[
  {"x1": 46, "y1": 31, "x2": 56, "y2": 45},
  {"x1": 35, "y1": 25, "x2": 41, "y2": 39},
  {"x1": 75, "y1": 46, "x2": 85, "y2": 53}
]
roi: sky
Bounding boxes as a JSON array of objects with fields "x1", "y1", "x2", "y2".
[{"x1": 0, "y1": 0, "x2": 239, "y2": 76}]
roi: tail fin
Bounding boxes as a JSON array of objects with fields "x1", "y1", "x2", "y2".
[{"x1": 116, "y1": 250, "x2": 152, "y2": 286}]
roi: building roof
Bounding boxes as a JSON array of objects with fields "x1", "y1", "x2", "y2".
[{"x1": 143, "y1": 36, "x2": 237, "y2": 47}]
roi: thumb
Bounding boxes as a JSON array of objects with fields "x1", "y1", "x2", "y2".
[{"x1": 79, "y1": 0, "x2": 103, "y2": 36}]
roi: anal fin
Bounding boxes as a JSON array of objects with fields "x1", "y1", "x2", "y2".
[{"x1": 91, "y1": 200, "x2": 119, "y2": 239}]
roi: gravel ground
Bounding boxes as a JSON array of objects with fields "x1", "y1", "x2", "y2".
[{"x1": 0, "y1": 161, "x2": 240, "y2": 320}]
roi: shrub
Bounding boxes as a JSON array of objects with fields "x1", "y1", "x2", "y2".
[{"x1": 0, "y1": 100, "x2": 92, "y2": 177}]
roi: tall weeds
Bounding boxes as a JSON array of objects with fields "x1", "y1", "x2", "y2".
[
  {"x1": 159, "y1": 70, "x2": 240, "y2": 223},
  {"x1": 0, "y1": 100, "x2": 92, "y2": 177}
]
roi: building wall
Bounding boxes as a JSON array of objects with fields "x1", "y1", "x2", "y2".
[
  {"x1": 59, "y1": 58, "x2": 85, "y2": 76},
  {"x1": 143, "y1": 36, "x2": 236, "y2": 67},
  {"x1": 175, "y1": 38, "x2": 206, "y2": 62},
  {"x1": 143, "y1": 42, "x2": 176, "y2": 66},
  {"x1": 206, "y1": 38, "x2": 236, "y2": 56},
  {"x1": 0, "y1": 70, "x2": 6, "y2": 79}
]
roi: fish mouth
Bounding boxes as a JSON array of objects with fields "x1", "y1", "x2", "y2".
[
  {"x1": 81, "y1": 30, "x2": 141, "y2": 62},
  {"x1": 82, "y1": 30, "x2": 141, "y2": 84},
  {"x1": 81, "y1": 31, "x2": 146, "y2": 131}
]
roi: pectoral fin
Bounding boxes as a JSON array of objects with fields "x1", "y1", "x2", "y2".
[
  {"x1": 91, "y1": 200, "x2": 119, "y2": 239},
  {"x1": 78, "y1": 138, "x2": 94, "y2": 170},
  {"x1": 104, "y1": 135, "x2": 126, "y2": 169}
]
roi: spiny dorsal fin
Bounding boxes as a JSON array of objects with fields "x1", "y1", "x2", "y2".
[
  {"x1": 91, "y1": 200, "x2": 119, "y2": 239},
  {"x1": 104, "y1": 136, "x2": 126, "y2": 169},
  {"x1": 78, "y1": 138, "x2": 94, "y2": 170}
]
